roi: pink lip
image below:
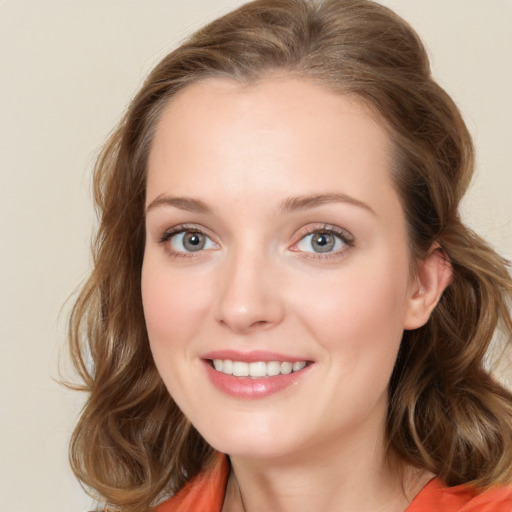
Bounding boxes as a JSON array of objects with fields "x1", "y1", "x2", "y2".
[
  {"x1": 202, "y1": 349, "x2": 308, "y2": 363},
  {"x1": 201, "y1": 356, "x2": 313, "y2": 400}
]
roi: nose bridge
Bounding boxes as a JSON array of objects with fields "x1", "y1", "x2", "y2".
[{"x1": 215, "y1": 238, "x2": 283, "y2": 333}]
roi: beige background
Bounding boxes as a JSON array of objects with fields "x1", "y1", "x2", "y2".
[{"x1": 0, "y1": 1, "x2": 511, "y2": 510}]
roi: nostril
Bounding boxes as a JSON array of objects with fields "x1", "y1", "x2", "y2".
[
  {"x1": 251, "y1": 319, "x2": 271, "y2": 328},
  {"x1": 217, "y1": 313, "x2": 277, "y2": 334}
]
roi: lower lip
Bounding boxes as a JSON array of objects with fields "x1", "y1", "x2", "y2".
[{"x1": 203, "y1": 360, "x2": 311, "y2": 399}]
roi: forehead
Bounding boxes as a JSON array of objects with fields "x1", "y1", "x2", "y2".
[
  {"x1": 151, "y1": 76, "x2": 386, "y2": 152},
  {"x1": 146, "y1": 76, "x2": 398, "y2": 217}
]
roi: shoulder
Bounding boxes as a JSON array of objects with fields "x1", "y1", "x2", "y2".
[
  {"x1": 156, "y1": 453, "x2": 229, "y2": 512},
  {"x1": 407, "y1": 477, "x2": 512, "y2": 512}
]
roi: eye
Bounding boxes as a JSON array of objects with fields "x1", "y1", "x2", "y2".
[
  {"x1": 161, "y1": 227, "x2": 217, "y2": 254},
  {"x1": 291, "y1": 226, "x2": 354, "y2": 258},
  {"x1": 296, "y1": 231, "x2": 345, "y2": 253}
]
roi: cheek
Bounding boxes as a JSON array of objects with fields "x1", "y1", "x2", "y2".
[
  {"x1": 292, "y1": 255, "x2": 410, "y2": 362},
  {"x1": 141, "y1": 255, "x2": 211, "y2": 357},
  {"x1": 141, "y1": 255, "x2": 216, "y2": 411}
]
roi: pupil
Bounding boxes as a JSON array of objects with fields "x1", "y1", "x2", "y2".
[
  {"x1": 312, "y1": 233, "x2": 334, "y2": 253},
  {"x1": 184, "y1": 232, "x2": 205, "y2": 251}
]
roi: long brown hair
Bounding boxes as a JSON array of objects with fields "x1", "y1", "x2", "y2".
[{"x1": 69, "y1": 0, "x2": 512, "y2": 510}]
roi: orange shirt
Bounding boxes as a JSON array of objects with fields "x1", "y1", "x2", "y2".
[
  {"x1": 157, "y1": 455, "x2": 228, "y2": 512},
  {"x1": 157, "y1": 454, "x2": 512, "y2": 512}
]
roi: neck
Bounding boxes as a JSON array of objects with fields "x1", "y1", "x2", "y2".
[{"x1": 222, "y1": 416, "x2": 432, "y2": 512}]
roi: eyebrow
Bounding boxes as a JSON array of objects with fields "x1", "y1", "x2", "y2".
[
  {"x1": 280, "y1": 193, "x2": 376, "y2": 216},
  {"x1": 145, "y1": 195, "x2": 212, "y2": 215},
  {"x1": 145, "y1": 192, "x2": 376, "y2": 216}
]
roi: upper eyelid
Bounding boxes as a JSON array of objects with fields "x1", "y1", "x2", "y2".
[
  {"x1": 294, "y1": 224, "x2": 354, "y2": 242},
  {"x1": 290, "y1": 224, "x2": 355, "y2": 256},
  {"x1": 157, "y1": 226, "x2": 216, "y2": 252},
  {"x1": 157, "y1": 223, "x2": 354, "y2": 249},
  {"x1": 160, "y1": 223, "x2": 213, "y2": 239},
  {"x1": 160, "y1": 225, "x2": 218, "y2": 256}
]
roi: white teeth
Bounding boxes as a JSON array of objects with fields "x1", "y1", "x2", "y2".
[
  {"x1": 267, "y1": 361, "x2": 281, "y2": 376},
  {"x1": 222, "y1": 359, "x2": 233, "y2": 375},
  {"x1": 280, "y1": 362, "x2": 293, "y2": 374},
  {"x1": 292, "y1": 361, "x2": 306, "y2": 372},
  {"x1": 211, "y1": 359, "x2": 308, "y2": 377},
  {"x1": 249, "y1": 361, "x2": 267, "y2": 377},
  {"x1": 233, "y1": 361, "x2": 249, "y2": 377}
]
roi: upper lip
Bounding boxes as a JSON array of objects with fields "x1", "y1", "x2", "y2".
[{"x1": 201, "y1": 349, "x2": 311, "y2": 363}]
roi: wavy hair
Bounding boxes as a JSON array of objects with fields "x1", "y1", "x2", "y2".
[{"x1": 68, "y1": 0, "x2": 512, "y2": 510}]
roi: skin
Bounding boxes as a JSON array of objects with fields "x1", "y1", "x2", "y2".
[{"x1": 142, "y1": 77, "x2": 451, "y2": 512}]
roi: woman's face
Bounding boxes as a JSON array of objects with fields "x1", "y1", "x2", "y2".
[{"x1": 142, "y1": 77, "x2": 424, "y2": 460}]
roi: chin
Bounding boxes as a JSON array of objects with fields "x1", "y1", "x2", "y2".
[
  {"x1": 194, "y1": 414, "x2": 302, "y2": 460},
  {"x1": 211, "y1": 437, "x2": 298, "y2": 461}
]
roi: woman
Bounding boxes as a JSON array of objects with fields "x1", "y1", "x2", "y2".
[{"x1": 69, "y1": 0, "x2": 512, "y2": 511}]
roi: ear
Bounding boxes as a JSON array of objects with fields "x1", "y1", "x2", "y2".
[{"x1": 403, "y1": 245, "x2": 452, "y2": 330}]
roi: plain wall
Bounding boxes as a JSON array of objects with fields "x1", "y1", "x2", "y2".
[{"x1": 0, "y1": 1, "x2": 510, "y2": 510}]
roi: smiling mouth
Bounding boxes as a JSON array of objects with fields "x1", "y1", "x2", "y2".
[{"x1": 209, "y1": 359, "x2": 309, "y2": 378}]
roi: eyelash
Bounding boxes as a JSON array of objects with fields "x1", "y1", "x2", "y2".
[
  {"x1": 158, "y1": 223, "x2": 355, "y2": 261},
  {"x1": 158, "y1": 224, "x2": 216, "y2": 259},
  {"x1": 291, "y1": 224, "x2": 355, "y2": 261}
]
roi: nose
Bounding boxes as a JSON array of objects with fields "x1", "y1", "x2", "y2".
[{"x1": 214, "y1": 247, "x2": 285, "y2": 334}]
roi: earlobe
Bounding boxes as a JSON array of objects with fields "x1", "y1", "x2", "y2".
[{"x1": 403, "y1": 246, "x2": 452, "y2": 330}]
